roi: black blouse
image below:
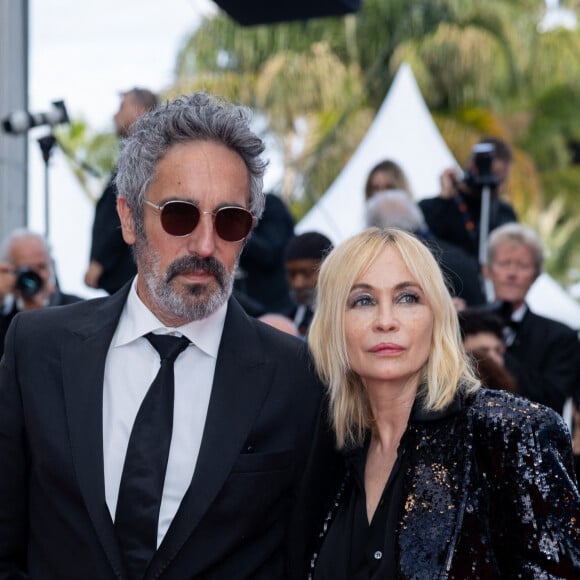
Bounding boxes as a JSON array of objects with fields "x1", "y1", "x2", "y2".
[{"x1": 312, "y1": 433, "x2": 410, "y2": 579}]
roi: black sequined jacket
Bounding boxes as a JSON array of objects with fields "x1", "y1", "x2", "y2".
[{"x1": 310, "y1": 388, "x2": 580, "y2": 579}]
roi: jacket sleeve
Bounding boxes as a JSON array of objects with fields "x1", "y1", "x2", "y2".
[
  {"x1": 473, "y1": 394, "x2": 580, "y2": 577},
  {"x1": 0, "y1": 316, "x2": 29, "y2": 578}
]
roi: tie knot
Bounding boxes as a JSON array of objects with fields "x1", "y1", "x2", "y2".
[{"x1": 145, "y1": 333, "x2": 190, "y2": 362}]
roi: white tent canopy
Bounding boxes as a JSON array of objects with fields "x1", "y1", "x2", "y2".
[
  {"x1": 296, "y1": 63, "x2": 580, "y2": 329},
  {"x1": 296, "y1": 62, "x2": 458, "y2": 244}
]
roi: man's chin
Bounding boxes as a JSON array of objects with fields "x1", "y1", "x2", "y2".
[{"x1": 179, "y1": 278, "x2": 219, "y2": 297}]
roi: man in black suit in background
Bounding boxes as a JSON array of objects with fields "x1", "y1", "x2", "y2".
[
  {"x1": 483, "y1": 222, "x2": 580, "y2": 415},
  {"x1": 84, "y1": 87, "x2": 158, "y2": 294},
  {"x1": 0, "y1": 93, "x2": 323, "y2": 579}
]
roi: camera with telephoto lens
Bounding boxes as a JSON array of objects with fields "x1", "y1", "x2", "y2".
[
  {"x1": 462, "y1": 142, "x2": 499, "y2": 191},
  {"x1": 15, "y1": 268, "x2": 43, "y2": 298}
]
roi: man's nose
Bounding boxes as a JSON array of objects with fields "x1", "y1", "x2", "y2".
[{"x1": 187, "y1": 213, "x2": 217, "y2": 257}]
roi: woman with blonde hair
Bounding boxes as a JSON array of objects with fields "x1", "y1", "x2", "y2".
[{"x1": 307, "y1": 228, "x2": 579, "y2": 578}]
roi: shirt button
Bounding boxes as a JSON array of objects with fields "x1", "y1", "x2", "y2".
[{"x1": 373, "y1": 550, "x2": 383, "y2": 560}]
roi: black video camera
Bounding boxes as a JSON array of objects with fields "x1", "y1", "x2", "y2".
[
  {"x1": 15, "y1": 268, "x2": 43, "y2": 298},
  {"x1": 462, "y1": 142, "x2": 499, "y2": 191}
]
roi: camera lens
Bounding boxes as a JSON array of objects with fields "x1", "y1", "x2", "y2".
[{"x1": 15, "y1": 269, "x2": 43, "y2": 298}]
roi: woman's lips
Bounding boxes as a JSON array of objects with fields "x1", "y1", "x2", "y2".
[{"x1": 369, "y1": 343, "x2": 405, "y2": 354}]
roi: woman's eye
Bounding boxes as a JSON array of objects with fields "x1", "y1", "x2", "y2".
[
  {"x1": 350, "y1": 294, "x2": 375, "y2": 308},
  {"x1": 397, "y1": 292, "x2": 420, "y2": 304}
]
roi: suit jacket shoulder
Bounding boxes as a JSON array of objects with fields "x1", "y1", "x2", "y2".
[{"x1": 506, "y1": 308, "x2": 580, "y2": 412}]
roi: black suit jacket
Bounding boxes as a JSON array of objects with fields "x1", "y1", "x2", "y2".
[
  {"x1": 235, "y1": 194, "x2": 295, "y2": 315},
  {"x1": 422, "y1": 236, "x2": 486, "y2": 307},
  {"x1": 90, "y1": 173, "x2": 137, "y2": 294},
  {"x1": 505, "y1": 308, "x2": 580, "y2": 414},
  {"x1": 0, "y1": 290, "x2": 83, "y2": 358},
  {"x1": 0, "y1": 287, "x2": 323, "y2": 579}
]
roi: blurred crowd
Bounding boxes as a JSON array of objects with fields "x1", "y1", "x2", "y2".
[
  {"x1": 0, "y1": 89, "x2": 578, "y2": 576},
  {"x1": 2, "y1": 129, "x2": 579, "y2": 472}
]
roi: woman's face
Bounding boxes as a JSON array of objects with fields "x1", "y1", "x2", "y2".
[
  {"x1": 344, "y1": 246, "x2": 434, "y2": 393},
  {"x1": 367, "y1": 169, "x2": 399, "y2": 198}
]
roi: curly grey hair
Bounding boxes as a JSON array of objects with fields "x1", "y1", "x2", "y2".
[{"x1": 115, "y1": 92, "x2": 267, "y2": 237}]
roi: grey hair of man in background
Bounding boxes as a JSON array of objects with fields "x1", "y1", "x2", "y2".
[{"x1": 365, "y1": 189, "x2": 428, "y2": 232}]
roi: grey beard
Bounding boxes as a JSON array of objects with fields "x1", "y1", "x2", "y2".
[{"x1": 137, "y1": 236, "x2": 235, "y2": 322}]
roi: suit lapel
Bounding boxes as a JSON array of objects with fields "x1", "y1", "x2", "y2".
[
  {"x1": 61, "y1": 285, "x2": 131, "y2": 578},
  {"x1": 148, "y1": 298, "x2": 273, "y2": 577}
]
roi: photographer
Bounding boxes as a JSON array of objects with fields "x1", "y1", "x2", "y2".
[
  {"x1": 419, "y1": 137, "x2": 518, "y2": 260},
  {"x1": 0, "y1": 229, "x2": 82, "y2": 357}
]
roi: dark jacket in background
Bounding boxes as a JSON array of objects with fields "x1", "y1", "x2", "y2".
[
  {"x1": 505, "y1": 308, "x2": 580, "y2": 414},
  {"x1": 235, "y1": 193, "x2": 295, "y2": 315},
  {"x1": 90, "y1": 173, "x2": 136, "y2": 294},
  {"x1": 419, "y1": 193, "x2": 517, "y2": 258},
  {"x1": 423, "y1": 236, "x2": 486, "y2": 306}
]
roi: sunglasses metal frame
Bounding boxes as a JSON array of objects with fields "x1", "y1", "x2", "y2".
[{"x1": 144, "y1": 199, "x2": 255, "y2": 242}]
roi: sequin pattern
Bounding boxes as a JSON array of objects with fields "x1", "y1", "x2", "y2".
[{"x1": 309, "y1": 388, "x2": 580, "y2": 579}]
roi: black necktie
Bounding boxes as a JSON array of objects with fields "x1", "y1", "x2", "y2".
[{"x1": 115, "y1": 333, "x2": 190, "y2": 580}]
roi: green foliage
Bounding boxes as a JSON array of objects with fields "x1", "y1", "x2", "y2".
[
  {"x1": 523, "y1": 84, "x2": 580, "y2": 170},
  {"x1": 61, "y1": 0, "x2": 580, "y2": 286},
  {"x1": 54, "y1": 120, "x2": 117, "y2": 203}
]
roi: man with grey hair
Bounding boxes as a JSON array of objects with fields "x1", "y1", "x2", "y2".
[
  {"x1": 483, "y1": 222, "x2": 580, "y2": 414},
  {"x1": 366, "y1": 190, "x2": 486, "y2": 307},
  {"x1": 0, "y1": 228, "x2": 82, "y2": 356},
  {"x1": 0, "y1": 93, "x2": 323, "y2": 578}
]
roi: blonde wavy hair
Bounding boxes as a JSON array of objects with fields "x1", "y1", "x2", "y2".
[{"x1": 308, "y1": 228, "x2": 480, "y2": 449}]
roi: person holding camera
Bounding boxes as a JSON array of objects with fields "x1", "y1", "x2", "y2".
[
  {"x1": 0, "y1": 229, "x2": 82, "y2": 357},
  {"x1": 419, "y1": 136, "x2": 518, "y2": 260}
]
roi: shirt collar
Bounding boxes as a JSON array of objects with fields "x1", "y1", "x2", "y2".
[
  {"x1": 112, "y1": 277, "x2": 227, "y2": 358},
  {"x1": 511, "y1": 303, "x2": 527, "y2": 323}
]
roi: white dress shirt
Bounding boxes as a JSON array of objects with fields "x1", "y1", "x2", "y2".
[{"x1": 103, "y1": 278, "x2": 226, "y2": 547}]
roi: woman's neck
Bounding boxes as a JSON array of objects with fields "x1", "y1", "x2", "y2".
[{"x1": 365, "y1": 379, "x2": 418, "y2": 450}]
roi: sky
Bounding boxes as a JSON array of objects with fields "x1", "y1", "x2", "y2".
[{"x1": 27, "y1": 0, "x2": 216, "y2": 297}]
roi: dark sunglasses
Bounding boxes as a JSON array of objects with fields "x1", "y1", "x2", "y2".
[{"x1": 144, "y1": 199, "x2": 255, "y2": 242}]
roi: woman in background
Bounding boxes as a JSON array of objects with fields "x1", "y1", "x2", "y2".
[
  {"x1": 364, "y1": 159, "x2": 413, "y2": 200},
  {"x1": 307, "y1": 228, "x2": 579, "y2": 578}
]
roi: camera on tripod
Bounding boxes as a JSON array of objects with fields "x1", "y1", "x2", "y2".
[
  {"x1": 15, "y1": 268, "x2": 43, "y2": 298},
  {"x1": 462, "y1": 142, "x2": 499, "y2": 191},
  {"x1": 2, "y1": 100, "x2": 69, "y2": 135}
]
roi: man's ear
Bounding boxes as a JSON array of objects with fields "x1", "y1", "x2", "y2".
[{"x1": 117, "y1": 196, "x2": 136, "y2": 245}]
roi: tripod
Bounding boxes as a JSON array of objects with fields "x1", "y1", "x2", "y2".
[{"x1": 37, "y1": 133, "x2": 57, "y2": 239}]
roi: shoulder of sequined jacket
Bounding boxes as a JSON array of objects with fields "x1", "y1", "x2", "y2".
[{"x1": 397, "y1": 387, "x2": 580, "y2": 579}]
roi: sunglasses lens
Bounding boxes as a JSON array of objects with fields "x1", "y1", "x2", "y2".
[
  {"x1": 161, "y1": 202, "x2": 199, "y2": 236},
  {"x1": 215, "y1": 208, "x2": 254, "y2": 242}
]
